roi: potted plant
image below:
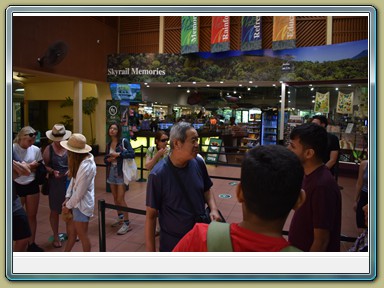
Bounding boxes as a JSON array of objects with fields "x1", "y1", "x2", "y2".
[{"x1": 60, "y1": 96, "x2": 99, "y2": 156}]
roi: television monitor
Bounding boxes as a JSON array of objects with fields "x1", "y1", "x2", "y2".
[{"x1": 109, "y1": 83, "x2": 142, "y2": 102}]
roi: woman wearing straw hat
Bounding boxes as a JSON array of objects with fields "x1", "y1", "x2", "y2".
[
  {"x1": 60, "y1": 133, "x2": 96, "y2": 252},
  {"x1": 13, "y1": 126, "x2": 44, "y2": 252},
  {"x1": 43, "y1": 124, "x2": 72, "y2": 249}
]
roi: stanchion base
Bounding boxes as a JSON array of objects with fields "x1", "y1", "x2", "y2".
[{"x1": 136, "y1": 178, "x2": 147, "y2": 182}]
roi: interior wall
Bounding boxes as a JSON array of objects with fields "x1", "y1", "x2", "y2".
[{"x1": 13, "y1": 16, "x2": 118, "y2": 82}]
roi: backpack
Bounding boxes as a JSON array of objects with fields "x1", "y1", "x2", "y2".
[{"x1": 207, "y1": 221, "x2": 302, "y2": 252}]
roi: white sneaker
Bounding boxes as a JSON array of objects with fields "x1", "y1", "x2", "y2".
[{"x1": 117, "y1": 223, "x2": 132, "y2": 235}]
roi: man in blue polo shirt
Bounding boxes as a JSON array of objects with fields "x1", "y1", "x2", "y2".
[{"x1": 145, "y1": 122, "x2": 221, "y2": 252}]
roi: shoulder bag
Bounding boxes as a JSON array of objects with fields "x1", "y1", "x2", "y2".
[
  {"x1": 121, "y1": 138, "x2": 138, "y2": 184},
  {"x1": 207, "y1": 221, "x2": 302, "y2": 252}
]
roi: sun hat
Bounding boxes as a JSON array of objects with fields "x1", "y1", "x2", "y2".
[
  {"x1": 46, "y1": 124, "x2": 72, "y2": 141},
  {"x1": 60, "y1": 133, "x2": 92, "y2": 154}
]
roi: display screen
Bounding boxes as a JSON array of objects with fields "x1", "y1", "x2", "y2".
[{"x1": 109, "y1": 83, "x2": 142, "y2": 102}]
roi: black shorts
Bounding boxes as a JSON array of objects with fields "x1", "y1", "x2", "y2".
[
  {"x1": 13, "y1": 208, "x2": 32, "y2": 241},
  {"x1": 13, "y1": 180, "x2": 39, "y2": 197}
]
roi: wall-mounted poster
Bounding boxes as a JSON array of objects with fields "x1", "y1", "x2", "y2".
[
  {"x1": 314, "y1": 92, "x2": 329, "y2": 113},
  {"x1": 337, "y1": 91, "x2": 354, "y2": 114}
]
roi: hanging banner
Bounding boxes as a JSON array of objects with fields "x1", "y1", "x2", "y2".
[
  {"x1": 337, "y1": 91, "x2": 354, "y2": 114},
  {"x1": 241, "y1": 16, "x2": 262, "y2": 51},
  {"x1": 181, "y1": 16, "x2": 199, "y2": 54},
  {"x1": 211, "y1": 16, "x2": 230, "y2": 53},
  {"x1": 314, "y1": 92, "x2": 330, "y2": 113},
  {"x1": 272, "y1": 16, "x2": 296, "y2": 50}
]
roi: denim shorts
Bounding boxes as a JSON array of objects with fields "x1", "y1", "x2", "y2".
[
  {"x1": 72, "y1": 208, "x2": 90, "y2": 222},
  {"x1": 107, "y1": 164, "x2": 124, "y2": 185}
]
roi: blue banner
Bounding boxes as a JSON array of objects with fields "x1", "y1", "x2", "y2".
[{"x1": 241, "y1": 16, "x2": 262, "y2": 51}]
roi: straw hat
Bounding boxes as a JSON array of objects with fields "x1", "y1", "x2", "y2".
[
  {"x1": 46, "y1": 124, "x2": 72, "y2": 141},
  {"x1": 60, "y1": 133, "x2": 92, "y2": 154}
]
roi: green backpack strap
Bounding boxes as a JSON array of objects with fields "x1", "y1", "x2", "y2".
[
  {"x1": 280, "y1": 245, "x2": 302, "y2": 252},
  {"x1": 207, "y1": 221, "x2": 233, "y2": 252}
]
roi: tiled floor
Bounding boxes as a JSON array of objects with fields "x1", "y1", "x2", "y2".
[{"x1": 32, "y1": 155, "x2": 360, "y2": 253}]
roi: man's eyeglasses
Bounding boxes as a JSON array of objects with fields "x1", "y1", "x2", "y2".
[
  {"x1": 160, "y1": 138, "x2": 169, "y2": 143},
  {"x1": 25, "y1": 132, "x2": 38, "y2": 137}
]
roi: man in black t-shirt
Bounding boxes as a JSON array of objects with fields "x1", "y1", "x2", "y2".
[{"x1": 312, "y1": 115, "x2": 340, "y2": 177}]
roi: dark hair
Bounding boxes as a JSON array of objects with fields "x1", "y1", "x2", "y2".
[
  {"x1": 290, "y1": 123, "x2": 328, "y2": 161},
  {"x1": 107, "y1": 122, "x2": 122, "y2": 140},
  {"x1": 312, "y1": 115, "x2": 328, "y2": 127},
  {"x1": 241, "y1": 145, "x2": 304, "y2": 221}
]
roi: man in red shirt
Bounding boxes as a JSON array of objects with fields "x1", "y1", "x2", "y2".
[{"x1": 173, "y1": 145, "x2": 305, "y2": 252}]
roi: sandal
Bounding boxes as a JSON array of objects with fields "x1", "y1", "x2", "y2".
[{"x1": 52, "y1": 240, "x2": 62, "y2": 248}]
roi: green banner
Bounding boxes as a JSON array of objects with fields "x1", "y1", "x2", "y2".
[{"x1": 181, "y1": 16, "x2": 199, "y2": 54}]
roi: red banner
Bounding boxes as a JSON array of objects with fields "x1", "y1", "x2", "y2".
[{"x1": 211, "y1": 16, "x2": 230, "y2": 53}]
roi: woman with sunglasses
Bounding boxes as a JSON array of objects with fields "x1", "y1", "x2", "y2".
[
  {"x1": 145, "y1": 130, "x2": 170, "y2": 171},
  {"x1": 145, "y1": 130, "x2": 170, "y2": 236},
  {"x1": 13, "y1": 126, "x2": 44, "y2": 252}
]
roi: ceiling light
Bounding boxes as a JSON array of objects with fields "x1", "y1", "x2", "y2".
[
  {"x1": 178, "y1": 84, "x2": 181, "y2": 87},
  {"x1": 238, "y1": 84, "x2": 242, "y2": 87},
  {"x1": 192, "y1": 81, "x2": 196, "y2": 85},
  {"x1": 206, "y1": 84, "x2": 210, "y2": 87},
  {"x1": 310, "y1": 87, "x2": 314, "y2": 91},
  {"x1": 187, "y1": 89, "x2": 190, "y2": 93},
  {"x1": 309, "y1": 84, "x2": 313, "y2": 87},
  {"x1": 348, "y1": 84, "x2": 352, "y2": 87},
  {"x1": 167, "y1": 82, "x2": 171, "y2": 85},
  {"x1": 312, "y1": 100, "x2": 315, "y2": 103},
  {"x1": 335, "y1": 87, "x2": 339, "y2": 91},
  {"x1": 249, "y1": 81, "x2": 253, "y2": 84},
  {"x1": 247, "y1": 87, "x2": 251, "y2": 91},
  {"x1": 233, "y1": 90, "x2": 237, "y2": 94},
  {"x1": 220, "y1": 81, "x2": 224, "y2": 84},
  {"x1": 15, "y1": 88, "x2": 24, "y2": 92}
]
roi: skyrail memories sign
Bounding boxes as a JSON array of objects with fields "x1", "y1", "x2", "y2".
[{"x1": 106, "y1": 40, "x2": 367, "y2": 83}]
